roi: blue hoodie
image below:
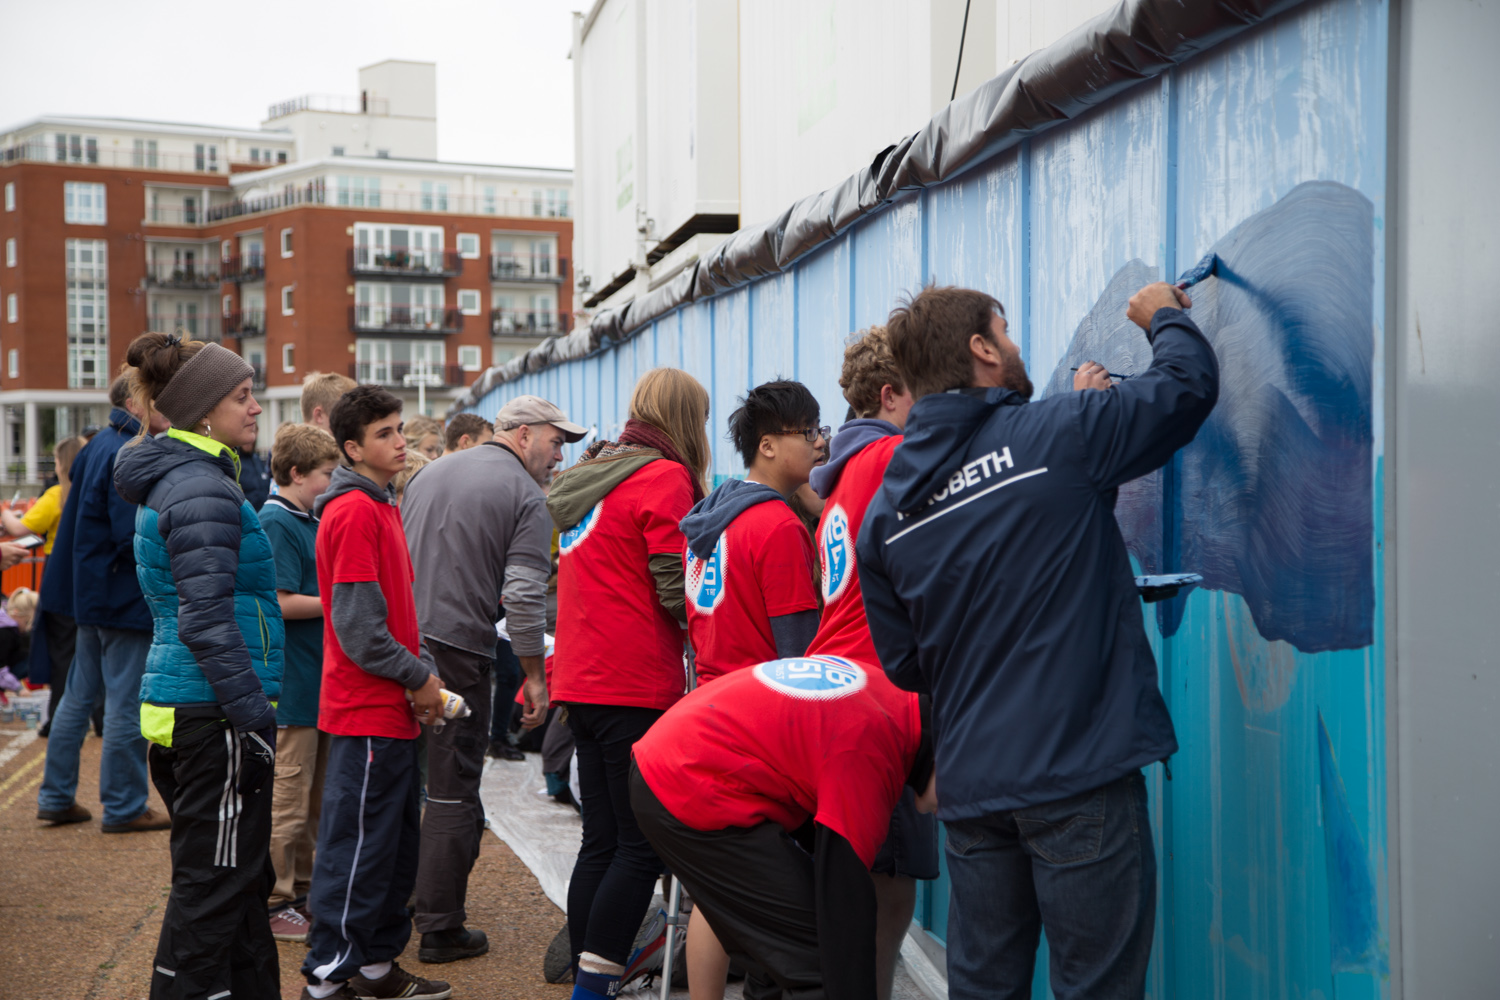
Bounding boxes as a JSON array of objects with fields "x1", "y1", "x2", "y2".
[
  {"x1": 855, "y1": 308, "x2": 1218, "y2": 820},
  {"x1": 679, "y1": 478, "x2": 784, "y2": 559},
  {"x1": 810, "y1": 419, "x2": 901, "y2": 500}
]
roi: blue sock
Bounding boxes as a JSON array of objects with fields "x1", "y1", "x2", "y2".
[
  {"x1": 545, "y1": 772, "x2": 569, "y2": 796},
  {"x1": 571, "y1": 968, "x2": 621, "y2": 1000}
]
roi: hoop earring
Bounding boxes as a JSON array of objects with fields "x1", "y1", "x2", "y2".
[{"x1": 203, "y1": 420, "x2": 212, "y2": 438}]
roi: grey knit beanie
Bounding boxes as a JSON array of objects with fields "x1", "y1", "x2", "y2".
[{"x1": 153, "y1": 343, "x2": 256, "y2": 430}]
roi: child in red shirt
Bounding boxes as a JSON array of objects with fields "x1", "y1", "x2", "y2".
[
  {"x1": 302, "y1": 386, "x2": 448, "y2": 1000},
  {"x1": 680, "y1": 380, "x2": 825, "y2": 682},
  {"x1": 630, "y1": 656, "x2": 934, "y2": 1000}
]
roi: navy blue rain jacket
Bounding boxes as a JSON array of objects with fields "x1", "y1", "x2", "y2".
[
  {"x1": 69, "y1": 408, "x2": 152, "y2": 632},
  {"x1": 856, "y1": 308, "x2": 1218, "y2": 820}
]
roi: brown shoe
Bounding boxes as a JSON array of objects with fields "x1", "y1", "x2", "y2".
[
  {"x1": 269, "y1": 906, "x2": 311, "y2": 942},
  {"x1": 348, "y1": 962, "x2": 451, "y2": 999},
  {"x1": 102, "y1": 807, "x2": 171, "y2": 833},
  {"x1": 37, "y1": 803, "x2": 92, "y2": 826}
]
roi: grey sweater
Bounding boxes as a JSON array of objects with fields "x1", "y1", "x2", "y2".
[{"x1": 401, "y1": 441, "x2": 552, "y2": 657}]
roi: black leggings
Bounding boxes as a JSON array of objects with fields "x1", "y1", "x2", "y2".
[{"x1": 564, "y1": 702, "x2": 665, "y2": 966}]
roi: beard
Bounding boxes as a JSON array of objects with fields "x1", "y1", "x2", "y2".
[{"x1": 999, "y1": 347, "x2": 1035, "y2": 401}]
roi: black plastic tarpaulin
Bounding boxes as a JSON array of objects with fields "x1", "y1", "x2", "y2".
[{"x1": 457, "y1": 0, "x2": 1310, "y2": 408}]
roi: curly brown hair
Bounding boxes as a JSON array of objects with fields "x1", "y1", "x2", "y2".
[{"x1": 839, "y1": 325, "x2": 906, "y2": 419}]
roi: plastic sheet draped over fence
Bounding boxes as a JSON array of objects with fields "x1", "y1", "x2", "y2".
[{"x1": 453, "y1": 0, "x2": 1310, "y2": 411}]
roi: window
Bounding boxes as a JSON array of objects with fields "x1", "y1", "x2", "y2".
[
  {"x1": 250, "y1": 148, "x2": 260, "y2": 164},
  {"x1": 282, "y1": 343, "x2": 295, "y2": 373},
  {"x1": 280, "y1": 228, "x2": 293, "y2": 257},
  {"x1": 332, "y1": 146, "x2": 345, "y2": 157},
  {"x1": 195, "y1": 143, "x2": 219, "y2": 172},
  {"x1": 4, "y1": 239, "x2": 13, "y2": 267},
  {"x1": 277, "y1": 150, "x2": 288, "y2": 164},
  {"x1": 558, "y1": 189, "x2": 570, "y2": 218},
  {"x1": 375, "y1": 149, "x2": 389, "y2": 159},
  {"x1": 133, "y1": 139, "x2": 158, "y2": 168},
  {"x1": 355, "y1": 339, "x2": 445, "y2": 385},
  {"x1": 532, "y1": 190, "x2": 543, "y2": 216},
  {"x1": 336, "y1": 176, "x2": 380, "y2": 208},
  {"x1": 456, "y1": 233, "x2": 480, "y2": 259},
  {"x1": 5, "y1": 293, "x2": 15, "y2": 323},
  {"x1": 6, "y1": 350, "x2": 16, "y2": 379},
  {"x1": 421, "y1": 181, "x2": 448, "y2": 212},
  {"x1": 281, "y1": 285, "x2": 295, "y2": 315},
  {"x1": 64, "y1": 182, "x2": 106, "y2": 224},
  {"x1": 3, "y1": 182, "x2": 12, "y2": 212},
  {"x1": 65, "y1": 239, "x2": 108, "y2": 388},
  {"x1": 546, "y1": 190, "x2": 559, "y2": 217},
  {"x1": 457, "y1": 289, "x2": 481, "y2": 315},
  {"x1": 55, "y1": 133, "x2": 98, "y2": 164},
  {"x1": 458, "y1": 345, "x2": 482, "y2": 371},
  {"x1": 352, "y1": 223, "x2": 444, "y2": 271},
  {"x1": 482, "y1": 186, "x2": 497, "y2": 215},
  {"x1": 221, "y1": 239, "x2": 232, "y2": 261},
  {"x1": 223, "y1": 294, "x2": 233, "y2": 318},
  {"x1": 355, "y1": 283, "x2": 445, "y2": 330}
]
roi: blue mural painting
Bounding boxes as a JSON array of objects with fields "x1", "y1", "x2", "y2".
[
  {"x1": 469, "y1": 1, "x2": 1391, "y2": 996},
  {"x1": 1045, "y1": 181, "x2": 1375, "y2": 654}
]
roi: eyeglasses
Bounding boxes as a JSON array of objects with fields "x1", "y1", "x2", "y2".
[{"x1": 779, "y1": 426, "x2": 830, "y2": 444}]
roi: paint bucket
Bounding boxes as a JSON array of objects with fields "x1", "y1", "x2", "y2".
[{"x1": 0, "y1": 705, "x2": 14, "y2": 723}]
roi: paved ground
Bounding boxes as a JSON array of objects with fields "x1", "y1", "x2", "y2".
[{"x1": 0, "y1": 723, "x2": 574, "y2": 1000}]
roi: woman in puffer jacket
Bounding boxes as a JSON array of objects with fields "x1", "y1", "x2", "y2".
[{"x1": 114, "y1": 331, "x2": 284, "y2": 1000}]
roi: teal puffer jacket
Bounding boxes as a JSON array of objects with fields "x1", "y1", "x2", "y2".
[{"x1": 114, "y1": 428, "x2": 283, "y2": 735}]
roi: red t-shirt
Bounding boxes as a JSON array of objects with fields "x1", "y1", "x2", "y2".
[
  {"x1": 552, "y1": 460, "x2": 696, "y2": 711},
  {"x1": 317, "y1": 488, "x2": 422, "y2": 739},
  {"x1": 807, "y1": 435, "x2": 900, "y2": 664},
  {"x1": 634, "y1": 655, "x2": 921, "y2": 867},
  {"x1": 685, "y1": 499, "x2": 819, "y2": 683}
]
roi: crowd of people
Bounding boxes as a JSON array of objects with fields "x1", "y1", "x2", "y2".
[{"x1": 11, "y1": 275, "x2": 1216, "y2": 1000}]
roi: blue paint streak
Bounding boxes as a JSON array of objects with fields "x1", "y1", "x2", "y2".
[
  {"x1": 1317, "y1": 711, "x2": 1387, "y2": 975},
  {"x1": 1045, "y1": 181, "x2": 1375, "y2": 652}
]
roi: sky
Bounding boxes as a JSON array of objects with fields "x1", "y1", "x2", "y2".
[{"x1": 0, "y1": 0, "x2": 580, "y2": 169}]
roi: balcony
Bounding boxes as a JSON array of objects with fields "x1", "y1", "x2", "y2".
[
  {"x1": 348, "y1": 362, "x2": 465, "y2": 389},
  {"x1": 490, "y1": 254, "x2": 568, "y2": 283},
  {"x1": 490, "y1": 309, "x2": 572, "y2": 336},
  {"x1": 224, "y1": 254, "x2": 266, "y2": 283},
  {"x1": 349, "y1": 305, "x2": 463, "y2": 335},
  {"x1": 348, "y1": 247, "x2": 462, "y2": 279},
  {"x1": 148, "y1": 314, "x2": 221, "y2": 342},
  {"x1": 225, "y1": 309, "x2": 266, "y2": 335},
  {"x1": 146, "y1": 261, "x2": 221, "y2": 290},
  {"x1": 248, "y1": 364, "x2": 267, "y2": 392}
]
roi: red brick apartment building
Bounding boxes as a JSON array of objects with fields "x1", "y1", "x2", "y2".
[{"x1": 0, "y1": 60, "x2": 572, "y2": 487}]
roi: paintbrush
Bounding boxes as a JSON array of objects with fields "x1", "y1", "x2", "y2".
[
  {"x1": 1070, "y1": 367, "x2": 1133, "y2": 379},
  {"x1": 1175, "y1": 251, "x2": 1221, "y2": 290}
]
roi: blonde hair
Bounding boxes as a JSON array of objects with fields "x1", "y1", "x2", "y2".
[
  {"x1": 393, "y1": 449, "x2": 430, "y2": 503},
  {"x1": 403, "y1": 415, "x2": 443, "y2": 450},
  {"x1": 270, "y1": 423, "x2": 340, "y2": 486},
  {"x1": 53, "y1": 435, "x2": 85, "y2": 506},
  {"x1": 300, "y1": 372, "x2": 358, "y2": 423},
  {"x1": 629, "y1": 368, "x2": 711, "y2": 495},
  {"x1": 6, "y1": 587, "x2": 38, "y2": 631},
  {"x1": 840, "y1": 325, "x2": 906, "y2": 418}
]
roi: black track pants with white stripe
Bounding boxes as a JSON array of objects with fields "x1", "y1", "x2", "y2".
[
  {"x1": 148, "y1": 726, "x2": 280, "y2": 1000},
  {"x1": 303, "y1": 734, "x2": 421, "y2": 987}
]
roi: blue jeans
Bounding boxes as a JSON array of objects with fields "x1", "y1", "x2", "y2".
[
  {"x1": 944, "y1": 770, "x2": 1156, "y2": 1000},
  {"x1": 37, "y1": 625, "x2": 152, "y2": 825}
]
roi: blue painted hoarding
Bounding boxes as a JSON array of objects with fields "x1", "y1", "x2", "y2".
[{"x1": 470, "y1": 1, "x2": 1389, "y2": 995}]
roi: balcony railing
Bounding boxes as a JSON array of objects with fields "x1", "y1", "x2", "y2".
[
  {"x1": 148, "y1": 314, "x2": 221, "y2": 342},
  {"x1": 248, "y1": 363, "x2": 267, "y2": 392},
  {"x1": 349, "y1": 305, "x2": 463, "y2": 334},
  {"x1": 0, "y1": 140, "x2": 266, "y2": 174},
  {"x1": 348, "y1": 362, "x2": 465, "y2": 388},
  {"x1": 490, "y1": 309, "x2": 572, "y2": 336},
  {"x1": 225, "y1": 309, "x2": 266, "y2": 335},
  {"x1": 146, "y1": 262, "x2": 221, "y2": 290},
  {"x1": 490, "y1": 254, "x2": 567, "y2": 282},
  {"x1": 201, "y1": 182, "x2": 570, "y2": 222},
  {"x1": 207, "y1": 180, "x2": 326, "y2": 222},
  {"x1": 224, "y1": 254, "x2": 266, "y2": 282},
  {"x1": 348, "y1": 247, "x2": 462, "y2": 278}
]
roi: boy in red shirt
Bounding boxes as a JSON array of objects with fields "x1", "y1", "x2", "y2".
[
  {"x1": 805, "y1": 326, "x2": 936, "y2": 1000},
  {"x1": 679, "y1": 380, "x2": 825, "y2": 682},
  {"x1": 630, "y1": 656, "x2": 934, "y2": 1000},
  {"x1": 301, "y1": 386, "x2": 450, "y2": 1000}
]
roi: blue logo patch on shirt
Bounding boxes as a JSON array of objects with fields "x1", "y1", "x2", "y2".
[
  {"x1": 559, "y1": 500, "x2": 604, "y2": 556},
  {"x1": 685, "y1": 532, "x2": 727, "y2": 614},
  {"x1": 753, "y1": 655, "x2": 868, "y2": 701},
  {"x1": 820, "y1": 503, "x2": 853, "y2": 603}
]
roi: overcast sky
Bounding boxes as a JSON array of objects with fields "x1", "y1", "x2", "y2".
[{"x1": 0, "y1": 0, "x2": 579, "y2": 169}]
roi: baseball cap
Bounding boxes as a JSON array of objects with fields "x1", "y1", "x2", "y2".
[{"x1": 495, "y1": 395, "x2": 587, "y2": 442}]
